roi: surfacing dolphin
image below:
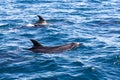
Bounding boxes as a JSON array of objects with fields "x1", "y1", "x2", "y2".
[
  {"x1": 24, "y1": 15, "x2": 48, "y2": 27},
  {"x1": 34, "y1": 15, "x2": 48, "y2": 26},
  {"x1": 28, "y1": 39, "x2": 80, "y2": 53}
]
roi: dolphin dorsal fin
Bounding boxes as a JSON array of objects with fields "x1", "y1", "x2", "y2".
[
  {"x1": 30, "y1": 39, "x2": 44, "y2": 48},
  {"x1": 37, "y1": 15, "x2": 45, "y2": 22}
]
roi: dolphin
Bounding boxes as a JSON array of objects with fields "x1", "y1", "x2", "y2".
[
  {"x1": 28, "y1": 39, "x2": 80, "y2": 53},
  {"x1": 34, "y1": 15, "x2": 48, "y2": 26},
  {"x1": 24, "y1": 15, "x2": 48, "y2": 27}
]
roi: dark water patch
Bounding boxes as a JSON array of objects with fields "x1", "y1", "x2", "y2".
[
  {"x1": 90, "y1": 52, "x2": 120, "y2": 67},
  {"x1": 81, "y1": 66, "x2": 104, "y2": 80},
  {"x1": 55, "y1": 73, "x2": 82, "y2": 80},
  {"x1": 17, "y1": 0, "x2": 54, "y2": 4},
  {"x1": 0, "y1": 24, "x2": 10, "y2": 28},
  {"x1": 34, "y1": 77, "x2": 58, "y2": 80},
  {"x1": 109, "y1": 30, "x2": 120, "y2": 34},
  {"x1": 87, "y1": 18, "x2": 120, "y2": 27},
  {"x1": 0, "y1": 24, "x2": 16, "y2": 30},
  {"x1": 70, "y1": 61, "x2": 84, "y2": 67},
  {"x1": 0, "y1": 53, "x2": 29, "y2": 72},
  {"x1": 103, "y1": 54, "x2": 120, "y2": 66}
]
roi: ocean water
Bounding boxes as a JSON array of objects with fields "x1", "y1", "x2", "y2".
[{"x1": 0, "y1": 0, "x2": 120, "y2": 80}]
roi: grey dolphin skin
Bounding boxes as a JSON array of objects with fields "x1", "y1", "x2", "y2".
[
  {"x1": 28, "y1": 39, "x2": 80, "y2": 53},
  {"x1": 34, "y1": 15, "x2": 47, "y2": 26}
]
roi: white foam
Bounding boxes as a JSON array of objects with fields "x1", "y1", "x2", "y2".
[{"x1": 26, "y1": 24, "x2": 34, "y2": 27}]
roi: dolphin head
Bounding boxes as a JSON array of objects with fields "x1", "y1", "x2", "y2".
[{"x1": 71, "y1": 42, "x2": 80, "y2": 48}]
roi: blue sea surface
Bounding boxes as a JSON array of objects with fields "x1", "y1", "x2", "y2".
[{"x1": 0, "y1": 0, "x2": 120, "y2": 80}]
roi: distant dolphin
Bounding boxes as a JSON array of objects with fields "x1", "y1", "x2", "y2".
[
  {"x1": 28, "y1": 39, "x2": 80, "y2": 53},
  {"x1": 34, "y1": 15, "x2": 48, "y2": 26},
  {"x1": 24, "y1": 15, "x2": 48, "y2": 27}
]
